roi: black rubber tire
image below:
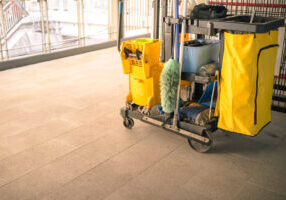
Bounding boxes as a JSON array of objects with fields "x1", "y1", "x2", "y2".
[
  {"x1": 188, "y1": 130, "x2": 213, "y2": 153},
  {"x1": 123, "y1": 118, "x2": 134, "y2": 129}
]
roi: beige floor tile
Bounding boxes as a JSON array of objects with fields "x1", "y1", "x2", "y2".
[
  {"x1": 39, "y1": 132, "x2": 183, "y2": 200},
  {"x1": 233, "y1": 182, "x2": 286, "y2": 200},
  {"x1": 0, "y1": 125, "x2": 151, "y2": 200},
  {"x1": 0, "y1": 122, "x2": 111, "y2": 188},
  {"x1": 0, "y1": 47, "x2": 285, "y2": 200},
  {"x1": 0, "y1": 119, "x2": 79, "y2": 160}
]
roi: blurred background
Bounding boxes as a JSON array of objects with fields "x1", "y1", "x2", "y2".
[{"x1": 0, "y1": 0, "x2": 152, "y2": 60}]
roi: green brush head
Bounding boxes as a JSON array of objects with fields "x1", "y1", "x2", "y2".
[{"x1": 160, "y1": 59, "x2": 180, "y2": 114}]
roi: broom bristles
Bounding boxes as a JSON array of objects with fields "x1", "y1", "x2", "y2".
[{"x1": 160, "y1": 59, "x2": 180, "y2": 113}]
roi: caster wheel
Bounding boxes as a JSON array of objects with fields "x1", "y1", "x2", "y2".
[
  {"x1": 123, "y1": 118, "x2": 134, "y2": 129},
  {"x1": 188, "y1": 130, "x2": 213, "y2": 153}
]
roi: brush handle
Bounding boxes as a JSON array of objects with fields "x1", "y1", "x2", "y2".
[
  {"x1": 175, "y1": 0, "x2": 180, "y2": 61},
  {"x1": 173, "y1": 0, "x2": 188, "y2": 128}
]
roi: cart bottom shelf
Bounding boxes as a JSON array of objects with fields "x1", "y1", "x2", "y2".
[{"x1": 120, "y1": 107, "x2": 216, "y2": 153}]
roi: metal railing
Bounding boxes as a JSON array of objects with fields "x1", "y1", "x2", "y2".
[
  {"x1": 0, "y1": 0, "x2": 152, "y2": 61},
  {"x1": 208, "y1": 0, "x2": 286, "y2": 18},
  {"x1": 208, "y1": 0, "x2": 286, "y2": 113},
  {"x1": 0, "y1": 0, "x2": 27, "y2": 60},
  {"x1": 124, "y1": 0, "x2": 151, "y2": 31},
  {"x1": 0, "y1": 1, "x2": 27, "y2": 37}
]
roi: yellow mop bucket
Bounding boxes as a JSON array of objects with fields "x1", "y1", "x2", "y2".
[
  {"x1": 120, "y1": 39, "x2": 162, "y2": 108},
  {"x1": 218, "y1": 31, "x2": 279, "y2": 136}
]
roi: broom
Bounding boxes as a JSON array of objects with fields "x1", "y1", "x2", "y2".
[
  {"x1": 160, "y1": 0, "x2": 182, "y2": 118},
  {"x1": 160, "y1": 59, "x2": 180, "y2": 114}
]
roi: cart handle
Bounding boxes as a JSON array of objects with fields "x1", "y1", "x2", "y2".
[{"x1": 123, "y1": 48, "x2": 143, "y2": 60}]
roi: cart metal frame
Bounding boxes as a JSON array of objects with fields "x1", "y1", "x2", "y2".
[{"x1": 119, "y1": 1, "x2": 284, "y2": 153}]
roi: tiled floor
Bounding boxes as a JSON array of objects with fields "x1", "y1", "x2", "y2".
[{"x1": 0, "y1": 47, "x2": 286, "y2": 200}]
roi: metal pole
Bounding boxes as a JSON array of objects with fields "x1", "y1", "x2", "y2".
[
  {"x1": 125, "y1": 0, "x2": 128, "y2": 31},
  {"x1": 0, "y1": 34, "x2": 3, "y2": 61},
  {"x1": 76, "y1": 0, "x2": 82, "y2": 46},
  {"x1": 0, "y1": 2, "x2": 3, "y2": 60},
  {"x1": 39, "y1": 0, "x2": 46, "y2": 53},
  {"x1": 209, "y1": 82, "x2": 216, "y2": 119},
  {"x1": 152, "y1": 0, "x2": 160, "y2": 39},
  {"x1": 108, "y1": 0, "x2": 111, "y2": 40},
  {"x1": 147, "y1": 0, "x2": 150, "y2": 32},
  {"x1": 44, "y1": 0, "x2": 51, "y2": 52},
  {"x1": 80, "y1": 0, "x2": 85, "y2": 46},
  {"x1": 132, "y1": 0, "x2": 134, "y2": 30},
  {"x1": 173, "y1": 0, "x2": 177, "y2": 58},
  {"x1": 160, "y1": 0, "x2": 168, "y2": 62},
  {"x1": 0, "y1": 0, "x2": 8, "y2": 60},
  {"x1": 118, "y1": 0, "x2": 124, "y2": 52},
  {"x1": 137, "y1": 0, "x2": 140, "y2": 30},
  {"x1": 173, "y1": 0, "x2": 187, "y2": 128},
  {"x1": 174, "y1": 0, "x2": 179, "y2": 61}
]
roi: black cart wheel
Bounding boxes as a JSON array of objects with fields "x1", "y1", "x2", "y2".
[
  {"x1": 188, "y1": 130, "x2": 213, "y2": 153},
  {"x1": 123, "y1": 117, "x2": 134, "y2": 129}
]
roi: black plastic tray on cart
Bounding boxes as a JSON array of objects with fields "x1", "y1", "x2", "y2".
[
  {"x1": 164, "y1": 15, "x2": 284, "y2": 35},
  {"x1": 213, "y1": 15, "x2": 284, "y2": 33}
]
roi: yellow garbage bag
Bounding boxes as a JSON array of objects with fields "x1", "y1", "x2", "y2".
[{"x1": 218, "y1": 31, "x2": 278, "y2": 136}]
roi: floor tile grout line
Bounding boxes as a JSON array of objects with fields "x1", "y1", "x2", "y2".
[
  {"x1": 0, "y1": 119, "x2": 87, "y2": 163},
  {"x1": 0, "y1": 86, "x2": 114, "y2": 132},
  {"x1": 36, "y1": 131, "x2": 156, "y2": 200},
  {"x1": 247, "y1": 179, "x2": 286, "y2": 197},
  {"x1": 0, "y1": 105, "x2": 87, "y2": 139},
  {"x1": 0, "y1": 129, "x2": 152, "y2": 192},
  {"x1": 0, "y1": 132, "x2": 111, "y2": 190},
  {"x1": 0, "y1": 116, "x2": 76, "y2": 140},
  {"x1": 0, "y1": 111, "x2": 115, "y2": 162},
  {"x1": 101, "y1": 142, "x2": 185, "y2": 200},
  {"x1": 0, "y1": 128, "x2": 80, "y2": 163},
  {"x1": 0, "y1": 124, "x2": 119, "y2": 188},
  {"x1": 0, "y1": 102, "x2": 80, "y2": 129}
]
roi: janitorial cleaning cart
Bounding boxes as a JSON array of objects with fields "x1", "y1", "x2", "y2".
[{"x1": 118, "y1": 0, "x2": 284, "y2": 152}]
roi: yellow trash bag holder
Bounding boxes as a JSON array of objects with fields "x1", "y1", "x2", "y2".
[{"x1": 217, "y1": 31, "x2": 279, "y2": 136}]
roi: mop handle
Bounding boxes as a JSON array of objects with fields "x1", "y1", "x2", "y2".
[
  {"x1": 175, "y1": 0, "x2": 180, "y2": 61},
  {"x1": 173, "y1": 0, "x2": 188, "y2": 129},
  {"x1": 117, "y1": 0, "x2": 124, "y2": 52}
]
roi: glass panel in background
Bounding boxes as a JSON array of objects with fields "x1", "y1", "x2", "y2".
[
  {"x1": 0, "y1": 0, "x2": 152, "y2": 61},
  {"x1": 1, "y1": 0, "x2": 81, "y2": 59},
  {"x1": 45, "y1": 0, "x2": 79, "y2": 51},
  {"x1": 124, "y1": 0, "x2": 151, "y2": 37},
  {"x1": 1, "y1": 0, "x2": 33, "y2": 59},
  {"x1": 84, "y1": 0, "x2": 109, "y2": 45}
]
